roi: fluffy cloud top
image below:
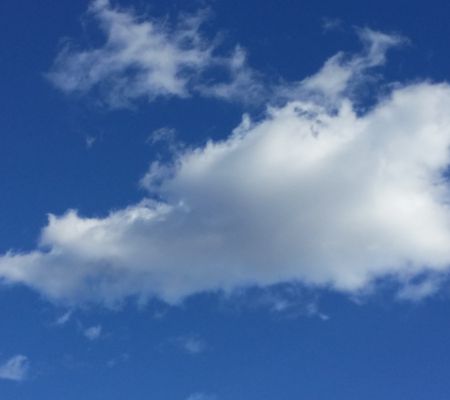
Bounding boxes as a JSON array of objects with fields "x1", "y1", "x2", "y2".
[
  {"x1": 2, "y1": 5, "x2": 450, "y2": 307},
  {"x1": 0, "y1": 355, "x2": 29, "y2": 382},
  {"x1": 47, "y1": 0, "x2": 261, "y2": 106}
]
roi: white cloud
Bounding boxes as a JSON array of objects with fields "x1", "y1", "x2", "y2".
[
  {"x1": 148, "y1": 127, "x2": 177, "y2": 145},
  {"x1": 85, "y1": 136, "x2": 96, "y2": 149},
  {"x1": 147, "y1": 127, "x2": 181, "y2": 155},
  {"x1": 321, "y1": 17, "x2": 343, "y2": 33},
  {"x1": 55, "y1": 310, "x2": 72, "y2": 326},
  {"x1": 47, "y1": 0, "x2": 260, "y2": 106},
  {"x1": 279, "y1": 28, "x2": 405, "y2": 104},
  {"x1": 175, "y1": 335, "x2": 207, "y2": 355},
  {"x1": 84, "y1": 325, "x2": 102, "y2": 340},
  {"x1": 0, "y1": 355, "x2": 29, "y2": 382},
  {"x1": 1, "y1": 30, "x2": 450, "y2": 307},
  {"x1": 227, "y1": 285, "x2": 329, "y2": 319},
  {"x1": 186, "y1": 393, "x2": 216, "y2": 400}
]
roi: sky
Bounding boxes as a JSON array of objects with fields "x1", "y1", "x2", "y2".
[{"x1": 2, "y1": 0, "x2": 450, "y2": 398}]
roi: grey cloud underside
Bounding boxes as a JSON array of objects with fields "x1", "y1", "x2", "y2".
[{"x1": 2, "y1": 2, "x2": 450, "y2": 307}]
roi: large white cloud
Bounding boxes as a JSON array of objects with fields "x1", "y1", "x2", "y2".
[
  {"x1": 0, "y1": 355, "x2": 29, "y2": 382},
  {"x1": 3, "y1": 8, "x2": 450, "y2": 307}
]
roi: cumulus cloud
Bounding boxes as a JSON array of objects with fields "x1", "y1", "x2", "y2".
[
  {"x1": 1, "y1": 27, "x2": 450, "y2": 307},
  {"x1": 47, "y1": 0, "x2": 261, "y2": 106},
  {"x1": 0, "y1": 355, "x2": 29, "y2": 382}
]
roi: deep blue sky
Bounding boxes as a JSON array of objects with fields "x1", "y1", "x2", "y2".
[{"x1": 1, "y1": 0, "x2": 450, "y2": 399}]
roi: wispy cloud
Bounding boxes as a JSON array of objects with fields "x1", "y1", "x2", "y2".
[
  {"x1": 321, "y1": 17, "x2": 343, "y2": 33},
  {"x1": 396, "y1": 274, "x2": 444, "y2": 302},
  {"x1": 186, "y1": 393, "x2": 216, "y2": 400},
  {"x1": 106, "y1": 353, "x2": 130, "y2": 368},
  {"x1": 55, "y1": 310, "x2": 73, "y2": 326},
  {"x1": 278, "y1": 27, "x2": 405, "y2": 105},
  {"x1": 47, "y1": 0, "x2": 261, "y2": 107},
  {"x1": 0, "y1": 355, "x2": 29, "y2": 382},
  {"x1": 47, "y1": 1, "x2": 403, "y2": 110},
  {"x1": 227, "y1": 285, "x2": 329, "y2": 320},
  {"x1": 83, "y1": 325, "x2": 102, "y2": 340},
  {"x1": 175, "y1": 335, "x2": 207, "y2": 355},
  {"x1": 85, "y1": 136, "x2": 96, "y2": 149}
]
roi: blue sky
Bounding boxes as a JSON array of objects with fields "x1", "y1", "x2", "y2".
[{"x1": 2, "y1": 0, "x2": 450, "y2": 398}]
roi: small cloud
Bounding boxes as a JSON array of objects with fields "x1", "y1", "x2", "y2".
[
  {"x1": 268, "y1": 297, "x2": 291, "y2": 313},
  {"x1": 167, "y1": 335, "x2": 207, "y2": 355},
  {"x1": 305, "y1": 302, "x2": 330, "y2": 321},
  {"x1": 186, "y1": 393, "x2": 217, "y2": 400},
  {"x1": 397, "y1": 276, "x2": 442, "y2": 302},
  {"x1": 321, "y1": 17, "x2": 343, "y2": 33},
  {"x1": 152, "y1": 309, "x2": 168, "y2": 319},
  {"x1": 0, "y1": 355, "x2": 30, "y2": 382},
  {"x1": 83, "y1": 325, "x2": 102, "y2": 341},
  {"x1": 226, "y1": 285, "x2": 330, "y2": 320},
  {"x1": 106, "y1": 353, "x2": 130, "y2": 368},
  {"x1": 179, "y1": 336, "x2": 207, "y2": 355},
  {"x1": 55, "y1": 310, "x2": 72, "y2": 326},
  {"x1": 147, "y1": 127, "x2": 177, "y2": 145}
]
